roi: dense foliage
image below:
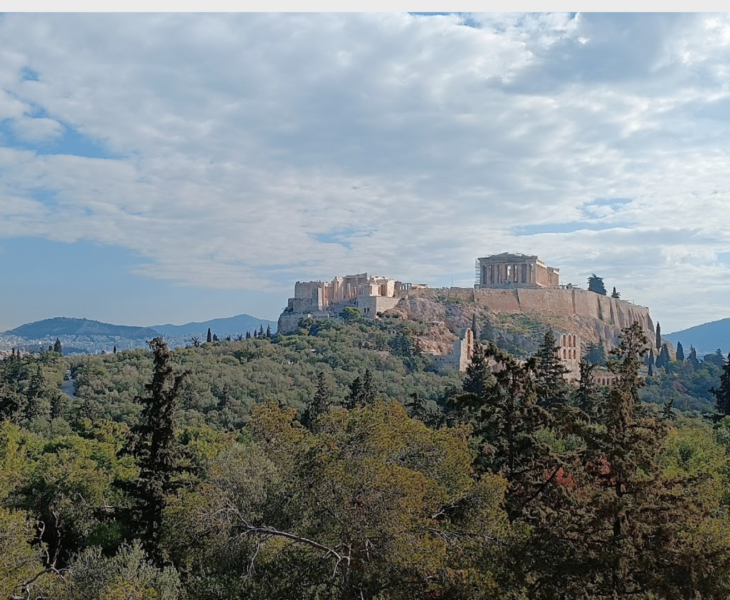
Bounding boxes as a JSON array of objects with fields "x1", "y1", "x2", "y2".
[{"x1": 3, "y1": 322, "x2": 730, "y2": 598}]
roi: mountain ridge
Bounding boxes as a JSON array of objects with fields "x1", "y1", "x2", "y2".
[{"x1": 665, "y1": 317, "x2": 730, "y2": 356}]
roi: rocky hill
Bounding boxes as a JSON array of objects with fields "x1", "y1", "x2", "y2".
[
  {"x1": 5, "y1": 317, "x2": 160, "y2": 339},
  {"x1": 388, "y1": 287, "x2": 656, "y2": 356}
]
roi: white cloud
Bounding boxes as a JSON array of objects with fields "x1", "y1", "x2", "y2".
[{"x1": 1, "y1": 13, "x2": 730, "y2": 330}]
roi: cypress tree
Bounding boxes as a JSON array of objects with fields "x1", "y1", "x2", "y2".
[
  {"x1": 575, "y1": 359, "x2": 599, "y2": 418},
  {"x1": 656, "y1": 343, "x2": 670, "y2": 370},
  {"x1": 130, "y1": 338, "x2": 187, "y2": 565},
  {"x1": 711, "y1": 352, "x2": 730, "y2": 421},
  {"x1": 676, "y1": 341, "x2": 685, "y2": 362},
  {"x1": 303, "y1": 372, "x2": 330, "y2": 429},
  {"x1": 655, "y1": 322, "x2": 661, "y2": 351},
  {"x1": 471, "y1": 313, "x2": 479, "y2": 339},
  {"x1": 206, "y1": 328, "x2": 212, "y2": 343},
  {"x1": 361, "y1": 369, "x2": 376, "y2": 405},
  {"x1": 462, "y1": 343, "x2": 491, "y2": 398},
  {"x1": 688, "y1": 345, "x2": 699, "y2": 367},
  {"x1": 259, "y1": 325, "x2": 265, "y2": 337},
  {"x1": 53, "y1": 338, "x2": 63, "y2": 354},
  {"x1": 266, "y1": 325, "x2": 272, "y2": 338},
  {"x1": 534, "y1": 329, "x2": 569, "y2": 409},
  {"x1": 345, "y1": 375, "x2": 363, "y2": 410}
]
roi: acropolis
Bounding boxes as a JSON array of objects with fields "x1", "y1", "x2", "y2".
[
  {"x1": 476, "y1": 253, "x2": 560, "y2": 289},
  {"x1": 278, "y1": 273, "x2": 426, "y2": 334}
]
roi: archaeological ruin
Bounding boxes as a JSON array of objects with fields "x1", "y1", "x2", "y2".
[{"x1": 476, "y1": 253, "x2": 560, "y2": 289}]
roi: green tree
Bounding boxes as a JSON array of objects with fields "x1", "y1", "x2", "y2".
[
  {"x1": 656, "y1": 321, "x2": 662, "y2": 351},
  {"x1": 585, "y1": 340, "x2": 607, "y2": 366},
  {"x1": 711, "y1": 352, "x2": 730, "y2": 421},
  {"x1": 302, "y1": 372, "x2": 330, "y2": 429},
  {"x1": 611, "y1": 286, "x2": 620, "y2": 299},
  {"x1": 587, "y1": 274, "x2": 607, "y2": 295},
  {"x1": 676, "y1": 341, "x2": 685, "y2": 362},
  {"x1": 129, "y1": 338, "x2": 187, "y2": 565},
  {"x1": 206, "y1": 328, "x2": 212, "y2": 344},
  {"x1": 53, "y1": 338, "x2": 63, "y2": 355},
  {"x1": 656, "y1": 342, "x2": 671, "y2": 370},
  {"x1": 533, "y1": 329, "x2": 569, "y2": 409}
]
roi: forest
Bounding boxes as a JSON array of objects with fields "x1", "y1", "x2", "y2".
[{"x1": 3, "y1": 317, "x2": 730, "y2": 599}]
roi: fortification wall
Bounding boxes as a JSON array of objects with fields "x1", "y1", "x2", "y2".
[{"x1": 402, "y1": 287, "x2": 654, "y2": 342}]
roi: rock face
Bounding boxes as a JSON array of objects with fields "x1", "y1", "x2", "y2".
[{"x1": 390, "y1": 287, "x2": 656, "y2": 352}]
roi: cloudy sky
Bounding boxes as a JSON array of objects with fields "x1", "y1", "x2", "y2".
[{"x1": 1, "y1": 12, "x2": 729, "y2": 332}]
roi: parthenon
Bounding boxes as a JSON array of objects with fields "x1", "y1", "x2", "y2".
[{"x1": 475, "y1": 253, "x2": 559, "y2": 289}]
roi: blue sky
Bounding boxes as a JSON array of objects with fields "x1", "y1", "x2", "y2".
[{"x1": 2, "y1": 13, "x2": 730, "y2": 332}]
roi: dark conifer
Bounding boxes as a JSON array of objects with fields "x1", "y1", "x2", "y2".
[
  {"x1": 303, "y1": 372, "x2": 330, "y2": 429},
  {"x1": 611, "y1": 286, "x2": 620, "y2": 299},
  {"x1": 655, "y1": 322, "x2": 661, "y2": 351},
  {"x1": 53, "y1": 338, "x2": 63, "y2": 354},
  {"x1": 676, "y1": 341, "x2": 685, "y2": 362},
  {"x1": 534, "y1": 329, "x2": 569, "y2": 409},
  {"x1": 130, "y1": 338, "x2": 187, "y2": 566},
  {"x1": 711, "y1": 352, "x2": 730, "y2": 421},
  {"x1": 206, "y1": 328, "x2": 212, "y2": 343}
]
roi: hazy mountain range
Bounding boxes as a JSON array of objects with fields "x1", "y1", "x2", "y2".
[
  {"x1": 3, "y1": 314, "x2": 277, "y2": 341},
  {"x1": 151, "y1": 314, "x2": 276, "y2": 338},
  {"x1": 665, "y1": 318, "x2": 730, "y2": 357}
]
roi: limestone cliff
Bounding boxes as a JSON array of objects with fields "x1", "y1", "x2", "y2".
[{"x1": 387, "y1": 287, "x2": 656, "y2": 355}]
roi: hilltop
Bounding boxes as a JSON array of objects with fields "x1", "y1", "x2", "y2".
[
  {"x1": 665, "y1": 317, "x2": 730, "y2": 356},
  {"x1": 152, "y1": 314, "x2": 276, "y2": 338},
  {"x1": 4, "y1": 317, "x2": 160, "y2": 339}
]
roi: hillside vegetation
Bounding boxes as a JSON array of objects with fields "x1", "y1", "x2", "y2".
[{"x1": 3, "y1": 320, "x2": 730, "y2": 598}]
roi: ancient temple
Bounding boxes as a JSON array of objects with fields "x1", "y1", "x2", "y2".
[{"x1": 475, "y1": 253, "x2": 559, "y2": 289}]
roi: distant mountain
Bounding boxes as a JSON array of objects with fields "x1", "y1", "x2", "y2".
[
  {"x1": 665, "y1": 318, "x2": 730, "y2": 357},
  {"x1": 152, "y1": 314, "x2": 277, "y2": 339},
  {"x1": 5, "y1": 317, "x2": 160, "y2": 339}
]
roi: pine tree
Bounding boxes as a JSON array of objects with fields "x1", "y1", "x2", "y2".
[
  {"x1": 266, "y1": 325, "x2": 272, "y2": 338},
  {"x1": 246, "y1": 331, "x2": 251, "y2": 339},
  {"x1": 655, "y1": 322, "x2": 661, "y2": 351},
  {"x1": 534, "y1": 329, "x2": 569, "y2": 409},
  {"x1": 587, "y1": 274, "x2": 607, "y2": 295},
  {"x1": 586, "y1": 340, "x2": 607, "y2": 366},
  {"x1": 130, "y1": 338, "x2": 187, "y2": 566},
  {"x1": 676, "y1": 341, "x2": 685, "y2": 362},
  {"x1": 259, "y1": 325, "x2": 265, "y2": 338},
  {"x1": 711, "y1": 352, "x2": 730, "y2": 421},
  {"x1": 206, "y1": 328, "x2": 212, "y2": 343}
]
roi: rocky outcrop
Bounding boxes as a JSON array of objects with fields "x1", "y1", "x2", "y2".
[{"x1": 388, "y1": 287, "x2": 656, "y2": 352}]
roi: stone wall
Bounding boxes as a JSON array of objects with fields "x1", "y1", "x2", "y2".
[{"x1": 402, "y1": 286, "x2": 655, "y2": 346}]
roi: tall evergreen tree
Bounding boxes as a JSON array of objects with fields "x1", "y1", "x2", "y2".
[
  {"x1": 266, "y1": 325, "x2": 272, "y2": 338},
  {"x1": 129, "y1": 338, "x2": 187, "y2": 566},
  {"x1": 361, "y1": 369, "x2": 375, "y2": 405},
  {"x1": 574, "y1": 359, "x2": 599, "y2": 418},
  {"x1": 711, "y1": 352, "x2": 730, "y2": 421},
  {"x1": 461, "y1": 342, "x2": 492, "y2": 398},
  {"x1": 655, "y1": 343, "x2": 670, "y2": 370},
  {"x1": 471, "y1": 313, "x2": 479, "y2": 339},
  {"x1": 206, "y1": 328, "x2": 212, "y2": 343},
  {"x1": 53, "y1": 338, "x2": 63, "y2": 354},
  {"x1": 534, "y1": 329, "x2": 569, "y2": 409},
  {"x1": 344, "y1": 375, "x2": 363, "y2": 410},
  {"x1": 587, "y1": 274, "x2": 607, "y2": 295},
  {"x1": 688, "y1": 345, "x2": 700, "y2": 368},
  {"x1": 655, "y1": 322, "x2": 661, "y2": 351},
  {"x1": 303, "y1": 372, "x2": 330, "y2": 429},
  {"x1": 676, "y1": 341, "x2": 685, "y2": 362}
]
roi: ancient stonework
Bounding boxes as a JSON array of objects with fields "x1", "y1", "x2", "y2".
[
  {"x1": 278, "y1": 273, "x2": 426, "y2": 333},
  {"x1": 476, "y1": 253, "x2": 560, "y2": 289}
]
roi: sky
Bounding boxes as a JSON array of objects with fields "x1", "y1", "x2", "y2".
[{"x1": 1, "y1": 12, "x2": 730, "y2": 333}]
